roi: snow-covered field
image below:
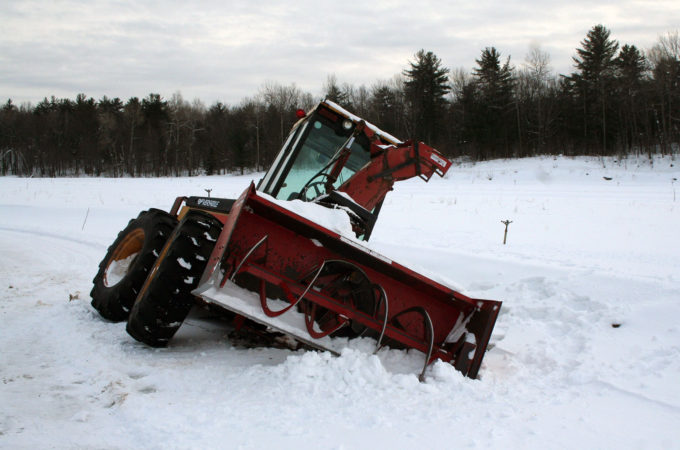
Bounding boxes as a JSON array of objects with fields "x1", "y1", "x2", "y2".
[{"x1": 1, "y1": 156, "x2": 679, "y2": 449}]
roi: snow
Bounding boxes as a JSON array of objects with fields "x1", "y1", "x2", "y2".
[
  {"x1": 105, "y1": 253, "x2": 137, "y2": 286},
  {"x1": 197, "y1": 281, "x2": 348, "y2": 356},
  {"x1": 261, "y1": 192, "x2": 358, "y2": 239},
  {"x1": 177, "y1": 257, "x2": 192, "y2": 270},
  {"x1": 1, "y1": 155, "x2": 679, "y2": 448},
  {"x1": 324, "y1": 99, "x2": 402, "y2": 145}
]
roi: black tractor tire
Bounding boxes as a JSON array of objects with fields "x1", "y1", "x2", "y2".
[
  {"x1": 126, "y1": 210, "x2": 223, "y2": 347},
  {"x1": 90, "y1": 209, "x2": 178, "y2": 322}
]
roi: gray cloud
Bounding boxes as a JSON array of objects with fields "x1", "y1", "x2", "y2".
[{"x1": 1, "y1": 0, "x2": 678, "y2": 106}]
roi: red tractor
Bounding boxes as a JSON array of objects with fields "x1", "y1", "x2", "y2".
[{"x1": 90, "y1": 100, "x2": 501, "y2": 380}]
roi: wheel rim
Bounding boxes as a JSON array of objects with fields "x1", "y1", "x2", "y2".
[{"x1": 104, "y1": 228, "x2": 145, "y2": 287}]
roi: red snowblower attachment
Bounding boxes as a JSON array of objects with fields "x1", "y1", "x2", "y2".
[
  {"x1": 190, "y1": 101, "x2": 500, "y2": 379},
  {"x1": 195, "y1": 184, "x2": 501, "y2": 379}
]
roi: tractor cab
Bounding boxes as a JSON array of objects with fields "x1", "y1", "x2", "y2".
[
  {"x1": 178, "y1": 101, "x2": 399, "y2": 240},
  {"x1": 257, "y1": 100, "x2": 400, "y2": 239}
]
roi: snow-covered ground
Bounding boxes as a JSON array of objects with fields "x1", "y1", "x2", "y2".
[{"x1": 1, "y1": 156, "x2": 679, "y2": 449}]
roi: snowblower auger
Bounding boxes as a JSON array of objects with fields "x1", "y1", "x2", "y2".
[
  {"x1": 194, "y1": 183, "x2": 501, "y2": 380},
  {"x1": 92, "y1": 99, "x2": 501, "y2": 380}
]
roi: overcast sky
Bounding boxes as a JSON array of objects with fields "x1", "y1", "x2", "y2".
[{"x1": 1, "y1": 0, "x2": 678, "y2": 107}]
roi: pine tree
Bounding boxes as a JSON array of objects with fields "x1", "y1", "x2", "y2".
[
  {"x1": 467, "y1": 47, "x2": 515, "y2": 158},
  {"x1": 403, "y1": 49, "x2": 450, "y2": 145},
  {"x1": 474, "y1": 47, "x2": 514, "y2": 106},
  {"x1": 615, "y1": 44, "x2": 648, "y2": 153},
  {"x1": 141, "y1": 94, "x2": 168, "y2": 175},
  {"x1": 616, "y1": 45, "x2": 647, "y2": 85},
  {"x1": 369, "y1": 82, "x2": 403, "y2": 138},
  {"x1": 573, "y1": 25, "x2": 619, "y2": 83},
  {"x1": 569, "y1": 24, "x2": 619, "y2": 154}
]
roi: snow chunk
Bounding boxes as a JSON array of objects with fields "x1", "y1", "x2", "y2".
[
  {"x1": 177, "y1": 257, "x2": 192, "y2": 270},
  {"x1": 259, "y1": 192, "x2": 356, "y2": 239},
  {"x1": 104, "y1": 252, "x2": 138, "y2": 287}
]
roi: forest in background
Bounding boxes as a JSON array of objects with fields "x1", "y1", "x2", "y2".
[{"x1": 1, "y1": 25, "x2": 678, "y2": 177}]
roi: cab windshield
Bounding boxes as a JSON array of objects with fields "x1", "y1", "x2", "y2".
[{"x1": 267, "y1": 110, "x2": 370, "y2": 201}]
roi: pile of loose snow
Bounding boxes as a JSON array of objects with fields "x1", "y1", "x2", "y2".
[{"x1": 1, "y1": 155, "x2": 679, "y2": 448}]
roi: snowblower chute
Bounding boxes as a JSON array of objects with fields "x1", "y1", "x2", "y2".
[{"x1": 90, "y1": 100, "x2": 501, "y2": 380}]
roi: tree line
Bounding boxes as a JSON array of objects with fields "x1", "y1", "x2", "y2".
[{"x1": 1, "y1": 25, "x2": 678, "y2": 177}]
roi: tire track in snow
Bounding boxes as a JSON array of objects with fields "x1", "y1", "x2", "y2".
[
  {"x1": 594, "y1": 380, "x2": 680, "y2": 412},
  {"x1": 0, "y1": 226, "x2": 106, "y2": 251}
]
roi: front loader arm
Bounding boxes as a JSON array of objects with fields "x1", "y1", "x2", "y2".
[{"x1": 336, "y1": 122, "x2": 453, "y2": 211}]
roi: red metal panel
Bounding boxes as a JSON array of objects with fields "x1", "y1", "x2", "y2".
[{"x1": 198, "y1": 184, "x2": 252, "y2": 287}]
